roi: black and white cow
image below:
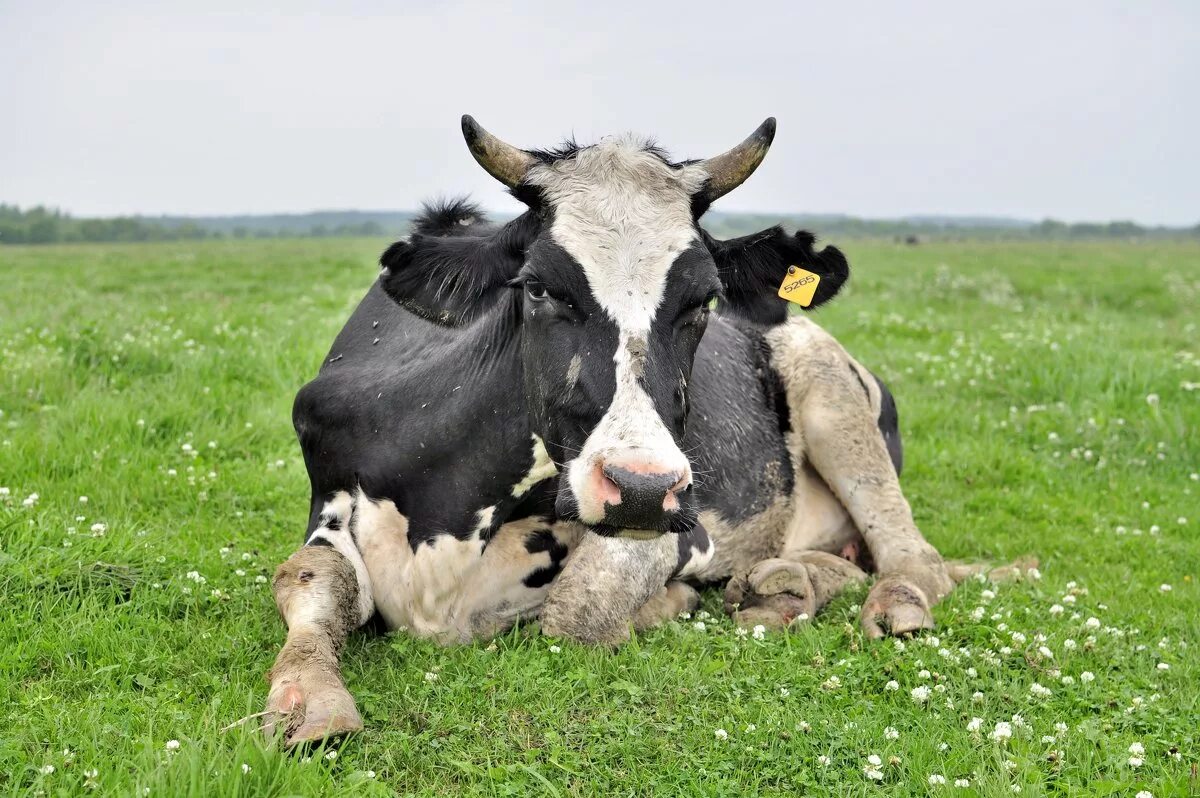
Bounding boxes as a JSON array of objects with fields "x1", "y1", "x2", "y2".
[{"x1": 264, "y1": 117, "x2": 984, "y2": 746}]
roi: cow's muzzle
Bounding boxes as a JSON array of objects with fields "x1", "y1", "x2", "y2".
[{"x1": 557, "y1": 452, "x2": 693, "y2": 536}]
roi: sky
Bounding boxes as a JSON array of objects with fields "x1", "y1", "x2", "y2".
[{"x1": 2, "y1": 0, "x2": 1198, "y2": 225}]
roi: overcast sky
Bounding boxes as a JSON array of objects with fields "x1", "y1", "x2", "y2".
[{"x1": 2, "y1": 0, "x2": 1197, "y2": 224}]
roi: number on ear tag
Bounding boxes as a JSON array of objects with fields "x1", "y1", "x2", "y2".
[{"x1": 777, "y1": 266, "x2": 821, "y2": 307}]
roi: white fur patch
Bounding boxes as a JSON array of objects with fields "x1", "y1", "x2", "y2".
[
  {"x1": 306, "y1": 491, "x2": 374, "y2": 624},
  {"x1": 347, "y1": 489, "x2": 581, "y2": 643},
  {"x1": 510, "y1": 434, "x2": 558, "y2": 498}
]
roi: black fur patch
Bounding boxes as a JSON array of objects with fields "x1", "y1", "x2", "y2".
[
  {"x1": 379, "y1": 210, "x2": 541, "y2": 326},
  {"x1": 522, "y1": 528, "x2": 569, "y2": 588},
  {"x1": 702, "y1": 227, "x2": 850, "y2": 326}
]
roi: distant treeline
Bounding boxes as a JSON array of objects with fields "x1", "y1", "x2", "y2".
[
  {"x1": 2, "y1": 203, "x2": 1198, "y2": 245},
  {"x1": 0, "y1": 205, "x2": 415, "y2": 244}
]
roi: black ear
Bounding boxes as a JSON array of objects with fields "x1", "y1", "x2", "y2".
[
  {"x1": 702, "y1": 226, "x2": 849, "y2": 326},
  {"x1": 379, "y1": 210, "x2": 539, "y2": 326}
]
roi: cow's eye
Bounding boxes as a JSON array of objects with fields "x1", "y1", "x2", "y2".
[{"x1": 525, "y1": 280, "x2": 549, "y2": 301}]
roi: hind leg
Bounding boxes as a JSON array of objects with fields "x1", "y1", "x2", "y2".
[{"x1": 767, "y1": 319, "x2": 955, "y2": 638}]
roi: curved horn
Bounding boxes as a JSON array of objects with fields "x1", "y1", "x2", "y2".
[
  {"x1": 698, "y1": 117, "x2": 777, "y2": 203},
  {"x1": 461, "y1": 115, "x2": 535, "y2": 189}
]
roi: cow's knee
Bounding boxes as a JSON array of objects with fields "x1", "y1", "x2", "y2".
[{"x1": 273, "y1": 545, "x2": 362, "y2": 642}]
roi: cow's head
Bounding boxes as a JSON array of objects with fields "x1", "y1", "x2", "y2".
[{"x1": 380, "y1": 117, "x2": 849, "y2": 538}]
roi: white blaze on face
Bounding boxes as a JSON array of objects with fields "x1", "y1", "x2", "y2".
[{"x1": 527, "y1": 138, "x2": 708, "y2": 523}]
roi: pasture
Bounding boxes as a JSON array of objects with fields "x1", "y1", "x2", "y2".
[{"x1": 1, "y1": 237, "x2": 1197, "y2": 796}]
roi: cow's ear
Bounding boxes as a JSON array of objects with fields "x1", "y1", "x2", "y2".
[
  {"x1": 703, "y1": 226, "x2": 849, "y2": 326},
  {"x1": 379, "y1": 211, "x2": 538, "y2": 326}
]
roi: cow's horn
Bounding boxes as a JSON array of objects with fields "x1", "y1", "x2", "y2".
[
  {"x1": 461, "y1": 115, "x2": 535, "y2": 189},
  {"x1": 698, "y1": 117, "x2": 777, "y2": 203}
]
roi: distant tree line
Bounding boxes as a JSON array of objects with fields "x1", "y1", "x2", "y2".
[
  {"x1": 0, "y1": 205, "x2": 398, "y2": 244},
  {"x1": 2, "y1": 203, "x2": 1197, "y2": 245}
]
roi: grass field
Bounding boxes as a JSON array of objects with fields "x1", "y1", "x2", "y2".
[{"x1": 1, "y1": 237, "x2": 1198, "y2": 797}]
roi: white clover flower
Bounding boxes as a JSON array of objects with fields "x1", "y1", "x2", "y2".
[
  {"x1": 966, "y1": 667, "x2": 978, "y2": 678},
  {"x1": 1160, "y1": 584, "x2": 1172, "y2": 593},
  {"x1": 884, "y1": 726, "x2": 900, "y2": 740},
  {"x1": 990, "y1": 721, "x2": 1013, "y2": 741},
  {"x1": 1061, "y1": 595, "x2": 1076, "y2": 605},
  {"x1": 1085, "y1": 617, "x2": 1101, "y2": 629},
  {"x1": 864, "y1": 767, "x2": 884, "y2": 780},
  {"x1": 928, "y1": 774, "x2": 947, "y2": 785},
  {"x1": 752, "y1": 625, "x2": 766, "y2": 640},
  {"x1": 734, "y1": 627, "x2": 748, "y2": 637},
  {"x1": 796, "y1": 721, "x2": 811, "y2": 732},
  {"x1": 1128, "y1": 742, "x2": 1145, "y2": 755},
  {"x1": 1145, "y1": 393, "x2": 1159, "y2": 406},
  {"x1": 822, "y1": 675, "x2": 841, "y2": 690},
  {"x1": 38, "y1": 765, "x2": 55, "y2": 775},
  {"x1": 1136, "y1": 791, "x2": 1154, "y2": 798},
  {"x1": 867, "y1": 754, "x2": 882, "y2": 766},
  {"x1": 817, "y1": 755, "x2": 831, "y2": 766},
  {"x1": 744, "y1": 723, "x2": 756, "y2": 732},
  {"x1": 1128, "y1": 756, "x2": 1143, "y2": 767},
  {"x1": 424, "y1": 671, "x2": 439, "y2": 682},
  {"x1": 693, "y1": 621, "x2": 706, "y2": 632},
  {"x1": 548, "y1": 645, "x2": 561, "y2": 654},
  {"x1": 893, "y1": 639, "x2": 906, "y2": 652},
  {"x1": 885, "y1": 680, "x2": 899, "y2": 691},
  {"x1": 955, "y1": 778, "x2": 971, "y2": 787},
  {"x1": 1049, "y1": 604, "x2": 1064, "y2": 615},
  {"x1": 1037, "y1": 645, "x2": 1054, "y2": 659},
  {"x1": 972, "y1": 691, "x2": 985, "y2": 703},
  {"x1": 1157, "y1": 662, "x2": 1170, "y2": 670},
  {"x1": 78, "y1": 496, "x2": 88, "y2": 503},
  {"x1": 967, "y1": 717, "x2": 983, "y2": 732},
  {"x1": 165, "y1": 739, "x2": 181, "y2": 751},
  {"x1": 1063, "y1": 638, "x2": 1077, "y2": 650},
  {"x1": 918, "y1": 669, "x2": 932, "y2": 679},
  {"x1": 911, "y1": 685, "x2": 931, "y2": 703},
  {"x1": 1030, "y1": 682, "x2": 1052, "y2": 698},
  {"x1": 780, "y1": 687, "x2": 790, "y2": 697},
  {"x1": 1011, "y1": 632, "x2": 1027, "y2": 644},
  {"x1": 1054, "y1": 722, "x2": 1068, "y2": 734},
  {"x1": 1060, "y1": 675, "x2": 1074, "y2": 685},
  {"x1": 1080, "y1": 671, "x2": 1095, "y2": 682},
  {"x1": 325, "y1": 750, "x2": 338, "y2": 760},
  {"x1": 255, "y1": 575, "x2": 268, "y2": 584},
  {"x1": 1011, "y1": 786, "x2": 1022, "y2": 793},
  {"x1": 714, "y1": 728, "x2": 728, "y2": 740},
  {"x1": 241, "y1": 764, "x2": 251, "y2": 775}
]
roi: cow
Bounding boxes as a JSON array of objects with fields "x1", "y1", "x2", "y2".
[{"x1": 262, "y1": 116, "x2": 992, "y2": 746}]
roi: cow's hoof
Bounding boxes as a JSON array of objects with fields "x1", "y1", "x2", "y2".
[
  {"x1": 859, "y1": 575, "x2": 935, "y2": 639},
  {"x1": 725, "y1": 559, "x2": 816, "y2": 629},
  {"x1": 264, "y1": 679, "x2": 363, "y2": 747}
]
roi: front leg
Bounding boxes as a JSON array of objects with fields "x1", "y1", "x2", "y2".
[
  {"x1": 264, "y1": 543, "x2": 369, "y2": 745},
  {"x1": 767, "y1": 320, "x2": 954, "y2": 637},
  {"x1": 540, "y1": 530, "x2": 681, "y2": 645}
]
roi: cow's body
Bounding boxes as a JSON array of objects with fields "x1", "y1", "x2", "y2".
[
  {"x1": 261, "y1": 118, "x2": 974, "y2": 746},
  {"x1": 293, "y1": 259, "x2": 900, "y2": 643}
]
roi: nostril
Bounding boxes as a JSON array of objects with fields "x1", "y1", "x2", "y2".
[{"x1": 599, "y1": 473, "x2": 622, "y2": 505}]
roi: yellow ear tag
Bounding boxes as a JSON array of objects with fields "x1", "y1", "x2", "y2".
[{"x1": 777, "y1": 266, "x2": 821, "y2": 307}]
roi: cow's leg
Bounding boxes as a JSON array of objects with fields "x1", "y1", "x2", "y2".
[
  {"x1": 264, "y1": 493, "x2": 373, "y2": 746},
  {"x1": 766, "y1": 319, "x2": 955, "y2": 638}
]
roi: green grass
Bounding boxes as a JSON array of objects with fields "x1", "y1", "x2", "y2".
[{"x1": 1, "y1": 237, "x2": 1197, "y2": 796}]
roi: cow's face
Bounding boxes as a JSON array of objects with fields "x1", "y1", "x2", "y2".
[
  {"x1": 380, "y1": 117, "x2": 850, "y2": 538},
  {"x1": 516, "y1": 141, "x2": 720, "y2": 536}
]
